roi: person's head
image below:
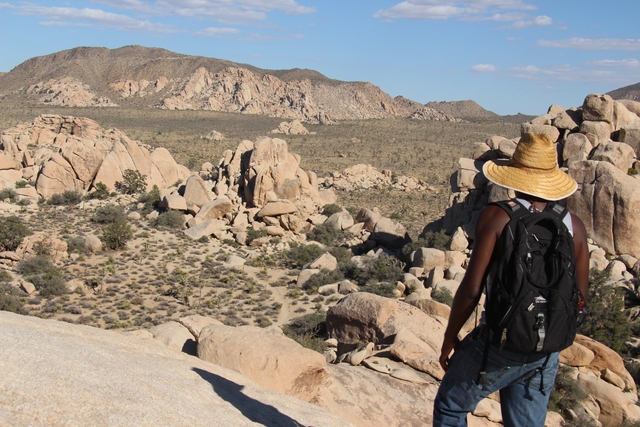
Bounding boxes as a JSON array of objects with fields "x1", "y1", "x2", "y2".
[{"x1": 482, "y1": 133, "x2": 577, "y2": 202}]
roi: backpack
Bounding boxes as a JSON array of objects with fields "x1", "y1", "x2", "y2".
[{"x1": 484, "y1": 199, "x2": 578, "y2": 354}]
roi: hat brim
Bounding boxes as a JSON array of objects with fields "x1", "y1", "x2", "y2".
[{"x1": 482, "y1": 159, "x2": 577, "y2": 201}]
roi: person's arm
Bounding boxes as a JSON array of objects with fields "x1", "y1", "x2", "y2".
[
  {"x1": 438, "y1": 205, "x2": 509, "y2": 371},
  {"x1": 571, "y1": 214, "x2": 589, "y2": 303}
]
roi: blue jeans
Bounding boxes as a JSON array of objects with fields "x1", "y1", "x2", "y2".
[{"x1": 433, "y1": 325, "x2": 559, "y2": 427}]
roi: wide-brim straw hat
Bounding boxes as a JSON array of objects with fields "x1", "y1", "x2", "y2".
[{"x1": 482, "y1": 133, "x2": 577, "y2": 201}]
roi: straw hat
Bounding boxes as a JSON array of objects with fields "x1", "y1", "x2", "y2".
[{"x1": 482, "y1": 133, "x2": 577, "y2": 201}]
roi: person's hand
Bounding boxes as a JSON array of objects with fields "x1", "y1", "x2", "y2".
[{"x1": 439, "y1": 336, "x2": 461, "y2": 372}]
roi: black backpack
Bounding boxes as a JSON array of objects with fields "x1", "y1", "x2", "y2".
[{"x1": 484, "y1": 199, "x2": 578, "y2": 355}]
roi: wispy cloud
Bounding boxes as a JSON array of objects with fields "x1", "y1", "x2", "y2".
[
  {"x1": 0, "y1": 2, "x2": 13, "y2": 8},
  {"x1": 585, "y1": 58, "x2": 640, "y2": 67},
  {"x1": 503, "y1": 14, "x2": 552, "y2": 29},
  {"x1": 196, "y1": 27, "x2": 242, "y2": 38},
  {"x1": 93, "y1": 0, "x2": 315, "y2": 24},
  {"x1": 374, "y1": 0, "x2": 537, "y2": 21},
  {"x1": 537, "y1": 38, "x2": 640, "y2": 51},
  {"x1": 506, "y1": 61, "x2": 639, "y2": 85},
  {"x1": 18, "y1": 5, "x2": 177, "y2": 32},
  {"x1": 471, "y1": 64, "x2": 496, "y2": 72}
]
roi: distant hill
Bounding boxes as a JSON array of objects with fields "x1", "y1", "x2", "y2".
[
  {"x1": 608, "y1": 82, "x2": 640, "y2": 102},
  {"x1": 0, "y1": 45, "x2": 513, "y2": 124},
  {"x1": 424, "y1": 100, "x2": 500, "y2": 120}
]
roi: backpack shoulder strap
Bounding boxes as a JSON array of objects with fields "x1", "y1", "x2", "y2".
[
  {"x1": 490, "y1": 199, "x2": 530, "y2": 220},
  {"x1": 544, "y1": 201, "x2": 570, "y2": 221}
]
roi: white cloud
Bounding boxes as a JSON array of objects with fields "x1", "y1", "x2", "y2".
[
  {"x1": 537, "y1": 38, "x2": 640, "y2": 51},
  {"x1": 586, "y1": 58, "x2": 640, "y2": 67},
  {"x1": 196, "y1": 27, "x2": 241, "y2": 38},
  {"x1": 18, "y1": 5, "x2": 177, "y2": 32},
  {"x1": 471, "y1": 64, "x2": 497, "y2": 72},
  {"x1": 92, "y1": 0, "x2": 315, "y2": 23},
  {"x1": 374, "y1": 0, "x2": 537, "y2": 21},
  {"x1": 504, "y1": 14, "x2": 552, "y2": 29},
  {"x1": 0, "y1": 3, "x2": 13, "y2": 8},
  {"x1": 505, "y1": 62, "x2": 638, "y2": 85}
]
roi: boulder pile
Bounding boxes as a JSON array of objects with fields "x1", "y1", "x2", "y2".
[
  {"x1": 322, "y1": 163, "x2": 436, "y2": 192},
  {"x1": 0, "y1": 114, "x2": 190, "y2": 198}
]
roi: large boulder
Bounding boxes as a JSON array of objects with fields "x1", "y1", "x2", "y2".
[
  {"x1": 197, "y1": 324, "x2": 330, "y2": 402},
  {"x1": 569, "y1": 160, "x2": 640, "y2": 257},
  {"x1": 0, "y1": 311, "x2": 354, "y2": 427}
]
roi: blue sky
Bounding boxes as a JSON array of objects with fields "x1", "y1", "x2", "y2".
[{"x1": 0, "y1": 0, "x2": 639, "y2": 115}]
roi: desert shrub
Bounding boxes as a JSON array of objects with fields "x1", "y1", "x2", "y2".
[
  {"x1": 47, "y1": 190, "x2": 82, "y2": 205},
  {"x1": 88, "y1": 182, "x2": 110, "y2": 200},
  {"x1": 306, "y1": 222, "x2": 345, "y2": 246},
  {"x1": 431, "y1": 287, "x2": 454, "y2": 307},
  {"x1": 548, "y1": 366, "x2": 588, "y2": 414},
  {"x1": 0, "y1": 215, "x2": 32, "y2": 251},
  {"x1": 362, "y1": 254, "x2": 405, "y2": 285},
  {"x1": 285, "y1": 244, "x2": 324, "y2": 268},
  {"x1": 115, "y1": 169, "x2": 147, "y2": 194},
  {"x1": 14, "y1": 180, "x2": 28, "y2": 189},
  {"x1": 101, "y1": 219, "x2": 133, "y2": 250},
  {"x1": 578, "y1": 268, "x2": 631, "y2": 355},
  {"x1": 0, "y1": 284, "x2": 25, "y2": 314},
  {"x1": 629, "y1": 168, "x2": 638, "y2": 176},
  {"x1": 0, "y1": 188, "x2": 18, "y2": 202},
  {"x1": 151, "y1": 211, "x2": 185, "y2": 229},
  {"x1": 245, "y1": 228, "x2": 268, "y2": 245},
  {"x1": 328, "y1": 246, "x2": 352, "y2": 263},
  {"x1": 282, "y1": 312, "x2": 327, "y2": 353},
  {"x1": 138, "y1": 185, "x2": 161, "y2": 212},
  {"x1": 338, "y1": 259, "x2": 362, "y2": 282},
  {"x1": 302, "y1": 269, "x2": 345, "y2": 291},
  {"x1": 93, "y1": 204, "x2": 126, "y2": 224},
  {"x1": 0, "y1": 270, "x2": 12, "y2": 282},
  {"x1": 321, "y1": 203, "x2": 343, "y2": 216},
  {"x1": 361, "y1": 282, "x2": 396, "y2": 298},
  {"x1": 66, "y1": 236, "x2": 86, "y2": 254},
  {"x1": 17, "y1": 255, "x2": 67, "y2": 297}
]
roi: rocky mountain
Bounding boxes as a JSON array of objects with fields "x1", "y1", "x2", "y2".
[
  {"x1": 608, "y1": 82, "x2": 640, "y2": 102},
  {"x1": 0, "y1": 46, "x2": 502, "y2": 124},
  {"x1": 425, "y1": 100, "x2": 500, "y2": 120}
]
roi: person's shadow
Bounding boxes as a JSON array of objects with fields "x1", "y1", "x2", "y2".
[{"x1": 191, "y1": 368, "x2": 309, "y2": 427}]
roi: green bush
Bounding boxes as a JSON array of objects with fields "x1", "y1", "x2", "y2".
[
  {"x1": 0, "y1": 284, "x2": 25, "y2": 314},
  {"x1": 0, "y1": 270, "x2": 12, "y2": 282},
  {"x1": 306, "y1": 222, "x2": 345, "y2": 246},
  {"x1": 246, "y1": 228, "x2": 268, "y2": 245},
  {"x1": 431, "y1": 287, "x2": 454, "y2": 307},
  {"x1": 17, "y1": 255, "x2": 67, "y2": 297},
  {"x1": 578, "y1": 268, "x2": 631, "y2": 355},
  {"x1": 0, "y1": 215, "x2": 32, "y2": 251},
  {"x1": 321, "y1": 203, "x2": 343, "y2": 216},
  {"x1": 548, "y1": 366, "x2": 588, "y2": 414},
  {"x1": 365, "y1": 254, "x2": 405, "y2": 285},
  {"x1": 101, "y1": 219, "x2": 133, "y2": 250},
  {"x1": 151, "y1": 211, "x2": 185, "y2": 229},
  {"x1": 628, "y1": 168, "x2": 638, "y2": 176},
  {"x1": 47, "y1": 190, "x2": 82, "y2": 205},
  {"x1": 361, "y1": 282, "x2": 396, "y2": 298},
  {"x1": 285, "y1": 244, "x2": 324, "y2": 268},
  {"x1": 302, "y1": 268, "x2": 345, "y2": 291},
  {"x1": 328, "y1": 246, "x2": 353, "y2": 263},
  {"x1": 93, "y1": 204, "x2": 126, "y2": 224},
  {"x1": 66, "y1": 236, "x2": 86, "y2": 254},
  {"x1": 138, "y1": 185, "x2": 161, "y2": 212},
  {"x1": 0, "y1": 188, "x2": 18, "y2": 202},
  {"x1": 282, "y1": 312, "x2": 327, "y2": 353},
  {"x1": 14, "y1": 180, "x2": 28, "y2": 189},
  {"x1": 115, "y1": 169, "x2": 147, "y2": 194},
  {"x1": 88, "y1": 182, "x2": 110, "y2": 200}
]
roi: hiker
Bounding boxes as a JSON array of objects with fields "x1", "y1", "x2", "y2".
[{"x1": 433, "y1": 133, "x2": 590, "y2": 427}]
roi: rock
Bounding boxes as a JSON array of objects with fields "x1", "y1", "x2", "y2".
[
  {"x1": 390, "y1": 329, "x2": 445, "y2": 380},
  {"x1": 338, "y1": 280, "x2": 359, "y2": 294},
  {"x1": 563, "y1": 132, "x2": 592, "y2": 166},
  {"x1": 583, "y1": 93, "x2": 615, "y2": 124},
  {"x1": 297, "y1": 268, "x2": 320, "y2": 288},
  {"x1": 456, "y1": 158, "x2": 487, "y2": 191},
  {"x1": 149, "y1": 321, "x2": 197, "y2": 355},
  {"x1": 620, "y1": 123, "x2": 640, "y2": 158},
  {"x1": 521, "y1": 123, "x2": 560, "y2": 142},
  {"x1": 127, "y1": 211, "x2": 141, "y2": 220},
  {"x1": 577, "y1": 373, "x2": 640, "y2": 426},
  {"x1": 326, "y1": 293, "x2": 446, "y2": 362},
  {"x1": 198, "y1": 324, "x2": 329, "y2": 402},
  {"x1": 560, "y1": 340, "x2": 595, "y2": 367},
  {"x1": 553, "y1": 108, "x2": 581, "y2": 131},
  {"x1": 590, "y1": 141, "x2": 636, "y2": 173},
  {"x1": 196, "y1": 196, "x2": 233, "y2": 220},
  {"x1": 309, "y1": 252, "x2": 338, "y2": 271},
  {"x1": 257, "y1": 200, "x2": 298, "y2": 217},
  {"x1": 0, "y1": 311, "x2": 353, "y2": 427},
  {"x1": 183, "y1": 174, "x2": 212, "y2": 208},
  {"x1": 183, "y1": 219, "x2": 226, "y2": 240},
  {"x1": 325, "y1": 211, "x2": 354, "y2": 230},
  {"x1": 448, "y1": 227, "x2": 468, "y2": 251},
  {"x1": 177, "y1": 315, "x2": 223, "y2": 340},
  {"x1": 84, "y1": 234, "x2": 103, "y2": 253},
  {"x1": 413, "y1": 248, "x2": 446, "y2": 271},
  {"x1": 312, "y1": 363, "x2": 438, "y2": 427},
  {"x1": 575, "y1": 335, "x2": 636, "y2": 393},
  {"x1": 426, "y1": 266, "x2": 445, "y2": 288},
  {"x1": 161, "y1": 193, "x2": 188, "y2": 211},
  {"x1": 569, "y1": 160, "x2": 640, "y2": 258},
  {"x1": 580, "y1": 121, "x2": 611, "y2": 147}
]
